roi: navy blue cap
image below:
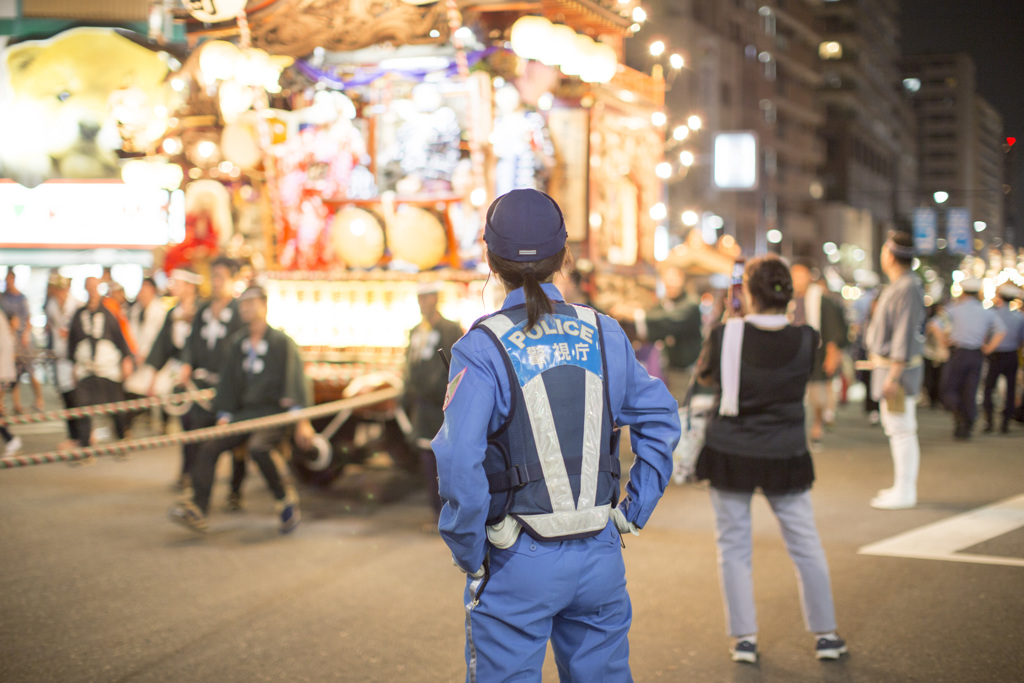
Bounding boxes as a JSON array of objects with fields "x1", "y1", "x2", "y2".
[{"x1": 484, "y1": 189, "x2": 567, "y2": 262}]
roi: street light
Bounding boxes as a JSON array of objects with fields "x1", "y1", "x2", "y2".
[
  {"x1": 650, "y1": 40, "x2": 665, "y2": 57},
  {"x1": 672, "y1": 125, "x2": 689, "y2": 141},
  {"x1": 767, "y1": 229, "x2": 782, "y2": 243},
  {"x1": 670, "y1": 54, "x2": 684, "y2": 69},
  {"x1": 933, "y1": 191, "x2": 949, "y2": 204},
  {"x1": 655, "y1": 162, "x2": 673, "y2": 179},
  {"x1": 681, "y1": 210, "x2": 699, "y2": 226},
  {"x1": 687, "y1": 115, "x2": 702, "y2": 131},
  {"x1": 974, "y1": 221, "x2": 987, "y2": 232},
  {"x1": 652, "y1": 111, "x2": 667, "y2": 127},
  {"x1": 679, "y1": 150, "x2": 695, "y2": 167}
]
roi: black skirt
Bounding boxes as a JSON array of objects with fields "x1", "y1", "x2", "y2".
[{"x1": 695, "y1": 446, "x2": 815, "y2": 496}]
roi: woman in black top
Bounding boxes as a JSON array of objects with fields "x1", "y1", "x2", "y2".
[{"x1": 694, "y1": 254, "x2": 847, "y2": 664}]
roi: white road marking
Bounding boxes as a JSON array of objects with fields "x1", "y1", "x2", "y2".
[
  {"x1": 858, "y1": 494, "x2": 1024, "y2": 567},
  {"x1": 8, "y1": 421, "x2": 65, "y2": 435}
]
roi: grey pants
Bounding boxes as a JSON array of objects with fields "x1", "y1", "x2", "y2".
[{"x1": 709, "y1": 487, "x2": 837, "y2": 637}]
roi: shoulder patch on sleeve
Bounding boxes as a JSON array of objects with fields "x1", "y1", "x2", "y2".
[{"x1": 443, "y1": 367, "x2": 467, "y2": 411}]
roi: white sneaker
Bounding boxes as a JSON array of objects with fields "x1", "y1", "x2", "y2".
[
  {"x1": 3, "y1": 435, "x2": 22, "y2": 456},
  {"x1": 871, "y1": 490, "x2": 916, "y2": 509}
]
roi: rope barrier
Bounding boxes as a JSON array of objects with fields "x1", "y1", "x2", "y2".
[
  {"x1": 0, "y1": 387, "x2": 402, "y2": 470},
  {"x1": 0, "y1": 389, "x2": 217, "y2": 427}
]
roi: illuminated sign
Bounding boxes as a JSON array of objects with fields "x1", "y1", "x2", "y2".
[
  {"x1": 0, "y1": 181, "x2": 183, "y2": 247},
  {"x1": 714, "y1": 132, "x2": 758, "y2": 190}
]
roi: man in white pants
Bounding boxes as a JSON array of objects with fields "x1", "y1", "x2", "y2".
[{"x1": 864, "y1": 231, "x2": 926, "y2": 509}]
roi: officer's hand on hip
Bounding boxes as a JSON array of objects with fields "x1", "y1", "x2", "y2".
[
  {"x1": 452, "y1": 554, "x2": 487, "y2": 578},
  {"x1": 611, "y1": 507, "x2": 639, "y2": 536}
]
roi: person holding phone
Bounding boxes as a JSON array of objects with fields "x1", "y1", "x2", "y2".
[
  {"x1": 693, "y1": 254, "x2": 847, "y2": 664},
  {"x1": 729, "y1": 258, "x2": 746, "y2": 314}
]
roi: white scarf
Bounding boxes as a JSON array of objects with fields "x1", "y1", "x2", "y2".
[
  {"x1": 719, "y1": 314, "x2": 790, "y2": 416},
  {"x1": 804, "y1": 283, "x2": 822, "y2": 331}
]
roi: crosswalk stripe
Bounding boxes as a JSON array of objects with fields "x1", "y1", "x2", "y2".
[
  {"x1": 9, "y1": 422, "x2": 66, "y2": 435},
  {"x1": 858, "y1": 494, "x2": 1024, "y2": 567}
]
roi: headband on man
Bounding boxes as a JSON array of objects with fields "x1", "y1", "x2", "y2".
[{"x1": 885, "y1": 238, "x2": 915, "y2": 260}]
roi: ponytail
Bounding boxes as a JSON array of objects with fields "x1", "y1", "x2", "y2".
[
  {"x1": 521, "y1": 267, "x2": 554, "y2": 331},
  {"x1": 488, "y1": 248, "x2": 567, "y2": 331}
]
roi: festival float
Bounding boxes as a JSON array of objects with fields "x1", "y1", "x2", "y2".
[
  {"x1": 175, "y1": 0, "x2": 668, "y2": 484},
  {"x1": 1, "y1": 1, "x2": 669, "y2": 484}
]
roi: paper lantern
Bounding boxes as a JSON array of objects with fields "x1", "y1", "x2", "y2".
[
  {"x1": 386, "y1": 205, "x2": 447, "y2": 270},
  {"x1": 510, "y1": 16, "x2": 553, "y2": 62},
  {"x1": 218, "y1": 80, "x2": 254, "y2": 123},
  {"x1": 561, "y1": 34, "x2": 595, "y2": 77},
  {"x1": 185, "y1": 0, "x2": 248, "y2": 24},
  {"x1": 539, "y1": 24, "x2": 577, "y2": 67},
  {"x1": 331, "y1": 208, "x2": 385, "y2": 268},
  {"x1": 580, "y1": 42, "x2": 618, "y2": 84},
  {"x1": 198, "y1": 40, "x2": 241, "y2": 85},
  {"x1": 221, "y1": 113, "x2": 262, "y2": 169}
]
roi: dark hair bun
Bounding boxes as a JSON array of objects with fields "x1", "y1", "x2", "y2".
[{"x1": 745, "y1": 255, "x2": 793, "y2": 312}]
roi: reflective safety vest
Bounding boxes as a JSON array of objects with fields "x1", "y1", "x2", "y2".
[{"x1": 476, "y1": 302, "x2": 620, "y2": 541}]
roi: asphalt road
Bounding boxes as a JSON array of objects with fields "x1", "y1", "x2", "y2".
[{"x1": 1, "y1": 393, "x2": 1023, "y2": 682}]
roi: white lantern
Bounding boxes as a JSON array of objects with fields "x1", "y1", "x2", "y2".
[
  {"x1": 581, "y1": 42, "x2": 618, "y2": 84},
  {"x1": 236, "y1": 48, "x2": 270, "y2": 87},
  {"x1": 561, "y1": 34, "x2": 594, "y2": 77},
  {"x1": 198, "y1": 40, "x2": 241, "y2": 85},
  {"x1": 159, "y1": 162, "x2": 185, "y2": 190},
  {"x1": 185, "y1": 0, "x2": 248, "y2": 24},
  {"x1": 218, "y1": 80, "x2": 254, "y2": 123},
  {"x1": 235, "y1": 47, "x2": 292, "y2": 93},
  {"x1": 510, "y1": 16, "x2": 553, "y2": 62},
  {"x1": 121, "y1": 159, "x2": 153, "y2": 187},
  {"x1": 221, "y1": 113, "x2": 263, "y2": 170},
  {"x1": 539, "y1": 24, "x2": 577, "y2": 67}
]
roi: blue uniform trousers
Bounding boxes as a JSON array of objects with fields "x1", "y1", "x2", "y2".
[
  {"x1": 982, "y1": 351, "x2": 1018, "y2": 423},
  {"x1": 941, "y1": 347, "x2": 984, "y2": 425},
  {"x1": 463, "y1": 521, "x2": 631, "y2": 683}
]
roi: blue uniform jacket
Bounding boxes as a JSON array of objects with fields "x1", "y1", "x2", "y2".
[{"x1": 433, "y1": 283, "x2": 680, "y2": 574}]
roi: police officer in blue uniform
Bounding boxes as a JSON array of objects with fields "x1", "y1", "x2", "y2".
[
  {"x1": 432, "y1": 189, "x2": 679, "y2": 682},
  {"x1": 982, "y1": 284, "x2": 1024, "y2": 433},
  {"x1": 938, "y1": 278, "x2": 1005, "y2": 439}
]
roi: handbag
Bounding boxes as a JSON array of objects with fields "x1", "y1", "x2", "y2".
[{"x1": 671, "y1": 372, "x2": 714, "y2": 484}]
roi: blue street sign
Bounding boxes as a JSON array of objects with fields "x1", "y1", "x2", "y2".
[
  {"x1": 913, "y1": 207, "x2": 937, "y2": 255},
  {"x1": 946, "y1": 207, "x2": 972, "y2": 255}
]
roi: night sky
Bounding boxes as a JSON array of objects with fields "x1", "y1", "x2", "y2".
[{"x1": 900, "y1": 0, "x2": 1024, "y2": 244}]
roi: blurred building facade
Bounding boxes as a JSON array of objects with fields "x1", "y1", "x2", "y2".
[
  {"x1": 629, "y1": 0, "x2": 825, "y2": 261},
  {"x1": 630, "y1": 1, "x2": 1015, "y2": 276},
  {"x1": 815, "y1": 0, "x2": 916, "y2": 275},
  {"x1": 902, "y1": 53, "x2": 1005, "y2": 248}
]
